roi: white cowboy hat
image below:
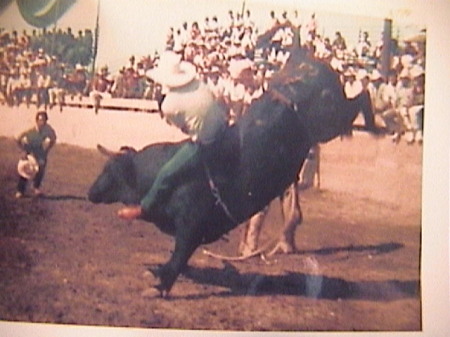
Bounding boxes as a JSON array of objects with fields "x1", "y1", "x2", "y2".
[
  {"x1": 370, "y1": 69, "x2": 382, "y2": 81},
  {"x1": 400, "y1": 54, "x2": 414, "y2": 68},
  {"x1": 209, "y1": 65, "x2": 221, "y2": 74},
  {"x1": 17, "y1": 154, "x2": 39, "y2": 180},
  {"x1": 356, "y1": 68, "x2": 369, "y2": 80},
  {"x1": 410, "y1": 64, "x2": 424, "y2": 78},
  {"x1": 228, "y1": 58, "x2": 253, "y2": 80},
  {"x1": 399, "y1": 68, "x2": 411, "y2": 79},
  {"x1": 146, "y1": 51, "x2": 196, "y2": 88},
  {"x1": 343, "y1": 67, "x2": 356, "y2": 77}
]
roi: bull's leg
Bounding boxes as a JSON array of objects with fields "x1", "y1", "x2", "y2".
[
  {"x1": 151, "y1": 224, "x2": 203, "y2": 297},
  {"x1": 238, "y1": 207, "x2": 268, "y2": 256},
  {"x1": 269, "y1": 181, "x2": 302, "y2": 256},
  {"x1": 299, "y1": 145, "x2": 320, "y2": 190},
  {"x1": 237, "y1": 182, "x2": 303, "y2": 257}
]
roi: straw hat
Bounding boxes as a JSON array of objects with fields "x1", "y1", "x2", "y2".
[
  {"x1": 147, "y1": 51, "x2": 196, "y2": 88},
  {"x1": 17, "y1": 154, "x2": 39, "y2": 180}
]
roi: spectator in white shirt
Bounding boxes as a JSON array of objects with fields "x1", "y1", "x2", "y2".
[
  {"x1": 343, "y1": 67, "x2": 379, "y2": 133},
  {"x1": 379, "y1": 71, "x2": 403, "y2": 141},
  {"x1": 343, "y1": 67, "x2": 362, "y2": 99},
  {"x1": 224, "y1": 58, "x2": 254, "y2": 123},
  {"x1": 396, "y1": 68, "x2": 415, "y2": 143}
]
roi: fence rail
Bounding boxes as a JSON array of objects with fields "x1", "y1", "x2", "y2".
[{"x1": 64, "y1": 96, "x2": 160, "y2": 113}]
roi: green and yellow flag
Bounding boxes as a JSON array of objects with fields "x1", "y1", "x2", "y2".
[{"x1": 16, "y1": 0, "x2": 77, "y2": 28}]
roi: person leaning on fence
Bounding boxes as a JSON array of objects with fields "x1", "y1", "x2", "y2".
[
  {"x1": 36, "y1": 64, "x2": 52, "y2": 110},
  {"x1": 48, "y1": 62, "x2": 66, "y2": 111},
  {"x1": 367, "y1": 69, "x2": 383, "y2": 113},
  {"x1": 396, "y1": 65, "x2": 425, "y2": 145},
  {"x1": 356, "y1": 68, "x2": 380, "y2": 133},
  {"x1": 89, "y1": 65, "x2": 112, "y2": 113},
  {"x1": 396, "y1": 68, "x2": 415, "y2": 144},
  {"x1": 379, "y1": 71, "x2": 402, "y2": 142},
  {"x1": 6, "y1": 67, "x2": 20, "y2": 106},
  {"x1": 409, "y1": 65, "x2": 425, "y2": 144},
  {"x1": 117, "y1": 51, "x2": 229, "y2": 220},
  {"x1": 15, "y1": 111, "x2": 57, "y2": 199}
]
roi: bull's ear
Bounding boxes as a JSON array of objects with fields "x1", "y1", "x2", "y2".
[
  {"x1": 97, "y1": 144, "x2": 120, "y2": 157},
  {"x1": 119, "y1": 146, "x2": 137, "y2": 153}
]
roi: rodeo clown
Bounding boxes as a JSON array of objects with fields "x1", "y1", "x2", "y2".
[
  {"x1": 118, "y1": 51, "x2": 229, "y2": 220},
  {"x1": 15, "y1": 111, "x2": 57, "y2": 198}
]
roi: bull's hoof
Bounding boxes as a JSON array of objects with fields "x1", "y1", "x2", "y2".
[
  {"x1": 148, "y1": 264, "x2": 177, "y2": 297},
  {"x1": 145, "y1": 266, "x2": 172, "y2": 297},
  {"x1": 154, "y1": 284, "x2": 170, "y2": 298},
  {"x1": 140, "y1": 286, "x2": 170, "y2": 299},
  {"x1": 141, "y1": 287, "x2": 161, "y2": 298},
  {"x1": 148, "y1": 265, "x2": 162, "y2": 278},
  {"x1": 268, "y1": 241, "x2": 296, "y2": 256}
]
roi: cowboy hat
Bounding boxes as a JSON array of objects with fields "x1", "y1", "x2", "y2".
[
  {"x1": 17, "y1": 154, "x2": 39, "y2": 180},
  {"x1": 400, "y1": 54, "x2": 414, "y2": 68},
  {"x1": 356, "y1": 68, "x2": 369, "y2": 80},
  {"x1": 147, "y1": 51, "x2": 196, "y2": 88},
  {"x1": 410, "y1": 64, "x2": 424, "y2": 78},
  {"x1": 343, "y1": 67, "x2": 356, "y2": 77},
  {"x1": 228, "y1": 58, "x2": 253, "y2": 80},
  {"x1": 370, "y1": 69, "x2": 382, "y2": 81},
  {"x1": 399, "y1": 68, "x2": 411, "y2": 79}
]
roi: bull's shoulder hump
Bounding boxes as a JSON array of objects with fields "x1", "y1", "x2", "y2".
[{"x1": 140, "y1": 140, "x2": 187, "y2": 152}]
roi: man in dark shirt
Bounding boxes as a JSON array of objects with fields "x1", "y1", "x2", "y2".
[{"x1": 15, "y1": 111, "x2": 57, "y2": 198}]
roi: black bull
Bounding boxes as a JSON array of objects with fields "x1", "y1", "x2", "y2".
[{"x1": 88, "y1": 53, "x2": 365, "y2": 296}]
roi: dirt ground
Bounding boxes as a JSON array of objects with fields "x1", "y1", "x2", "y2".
[{"x1": 0, "y1": 132, "x2": 422, "y2": 332}]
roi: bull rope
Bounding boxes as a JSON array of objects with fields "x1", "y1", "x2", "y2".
[
  {"x1": 202, "y1": 161, "x2": 238, "y2": 225},
  {"x1": 202, "y1": 238, "x2": 279, "y2": 262}
]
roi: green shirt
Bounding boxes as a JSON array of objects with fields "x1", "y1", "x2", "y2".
[{"x1": 17, "y1": 124, "x2": 57, "y2": 160}]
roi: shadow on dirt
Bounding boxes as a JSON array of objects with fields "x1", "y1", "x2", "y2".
[
  {"x1": 165, "y1": 242, "x2": 417, "y2": 301},
  {"x1": 297, "y1": 242, "x2": 404, "y2": 256},
  {"x1": 40, "y1": 195, "x2": 87, "y2": 201},
  {"x1": 179, "y1": 262, "x2": 419, "y2": 301}
]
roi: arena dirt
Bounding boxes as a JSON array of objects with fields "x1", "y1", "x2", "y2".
[{"x1": 0, "y1": 135, "x2": 421, "y2": 331}]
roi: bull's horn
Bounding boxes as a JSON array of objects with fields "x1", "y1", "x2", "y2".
[{"x1": 97, "y1": 144, "x2": 121, "y2": 157}]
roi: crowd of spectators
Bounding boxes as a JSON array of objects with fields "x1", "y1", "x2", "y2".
[
  {"x1": 0, "y1": 27, "x2": 92, "y2": 110},
  {"x1": 147, "y1": 9, "x2": 425, "y2": 143},
  {"x1": 1, "y1": 8, "x2": 426, "y2": 144}
]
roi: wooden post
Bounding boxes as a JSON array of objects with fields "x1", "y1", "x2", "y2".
[
  {"x1": 381, "y1": 18, "x2": 392, "y2": 78},
  {"x1": 91, "y1": 0, "x2": 100, "y2": 76}
]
